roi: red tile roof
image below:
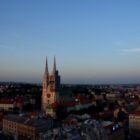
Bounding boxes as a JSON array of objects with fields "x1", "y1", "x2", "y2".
[
  {"x1": 0, "y1": 97, "x2": 25, "y2": 104},
  {"x1": 0, "y1": 99, "x2": 14, "y2": 104},
  {"x1": 130, "y1": 110, "x2": 140, "y2": 116}
]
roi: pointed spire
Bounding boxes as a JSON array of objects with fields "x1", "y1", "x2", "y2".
[
  {"x1": 45, "y1": 56, "x2": 49, "y2": 74},
  {"x1": 53, "y1": 56, "x2": 56, "y2": 73}
]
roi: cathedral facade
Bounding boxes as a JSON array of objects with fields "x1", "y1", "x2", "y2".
[{"x1": 41, "y1": 57, "x2": 60, "y2": 117}]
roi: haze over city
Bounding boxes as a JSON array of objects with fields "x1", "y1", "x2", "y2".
[{"x1": 0, "y1": 0, "x2": 140, "y2": 84}]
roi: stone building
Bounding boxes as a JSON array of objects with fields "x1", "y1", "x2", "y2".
[
  {"x1": 129, "y1": 110, "x2": 140, "y2": 139},
  {"x1": 41, "y1": 57, "x2": 60, "y2": 117},
  {"x1": 3, "y1": 114, "x2": 53, "y2": 140}
]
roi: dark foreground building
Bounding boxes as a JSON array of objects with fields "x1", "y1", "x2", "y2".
[{"x1": 3, "y1": 114, "x2": 53, "y2": 140}]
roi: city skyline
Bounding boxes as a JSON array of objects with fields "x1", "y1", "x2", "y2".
[{"x1": 1, "y1": 0, "x2": 140, "y2": 84}]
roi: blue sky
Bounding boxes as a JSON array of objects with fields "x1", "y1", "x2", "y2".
[{"x1": 0, "y1": 0, "x2": 140, "y2": 84}]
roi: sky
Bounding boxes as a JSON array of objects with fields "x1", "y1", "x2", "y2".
[{"x1": 0, "y1": 0, "x2": 140, "y2": 84}]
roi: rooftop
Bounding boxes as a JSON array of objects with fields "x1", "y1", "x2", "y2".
[
  {"x1": 130, "y1": 110, "x2": 140, "y2": 116},
  {"x1": 4, "y1": 114, "x2": 53, "y2": 132}
]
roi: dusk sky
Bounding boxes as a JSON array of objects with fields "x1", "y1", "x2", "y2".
[{"x1": 0, "y1": 0, "x2": 140, "y2": 84}]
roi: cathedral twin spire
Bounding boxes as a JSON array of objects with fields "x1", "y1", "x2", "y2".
[
  {"x1": 45, "y1": 56, "x2": 49, "y2": 74},
  {"x1": 45, "y1": 56, "x2": 57, "y2": 75},
  {"x1": 53, "y1": 56, "x2": 56, "y2": 74}
]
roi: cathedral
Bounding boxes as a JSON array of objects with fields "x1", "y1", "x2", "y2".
[{"x1": 41, "y1": 57, "x2": 60, "y2": 117}]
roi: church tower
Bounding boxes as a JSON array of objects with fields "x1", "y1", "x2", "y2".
[{"x1": 42, "y1": 57, "x2": 60, "y2": 117}]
